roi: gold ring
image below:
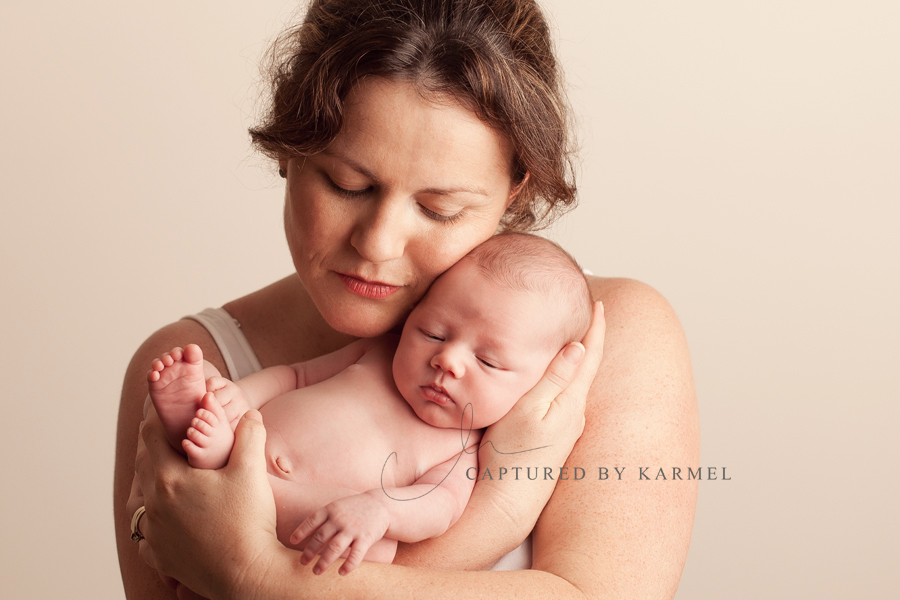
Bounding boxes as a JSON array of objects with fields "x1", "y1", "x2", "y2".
[{"x1": 130, "y1": 506, "x2": 146, "y2": 543}]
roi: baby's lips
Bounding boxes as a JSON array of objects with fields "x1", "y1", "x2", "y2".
[{"x1": 422, "y1": 384, "x2": 454, "y2": 406}]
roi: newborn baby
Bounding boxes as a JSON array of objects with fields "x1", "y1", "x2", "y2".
[{"x1": 147, "y1": 233, "x2": 592, "y2": 575}]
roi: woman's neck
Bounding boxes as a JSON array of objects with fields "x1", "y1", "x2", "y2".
[{"x1": 223, "y1": 274, "x2": 358, "y2": 368}]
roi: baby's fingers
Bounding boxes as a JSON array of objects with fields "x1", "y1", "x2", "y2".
[
  {"x1": 291, "y1": 511, "x2": 327, "y2": 546},
  {"x1": 298, "y1": 520, "x2": 338, "y2": 567},
  {"x1": 312, "y1": 532, "x2": 353, "y2": 575},
  {"x1": 339, "y1": 543, "x2": 370, "y2": 576},
  {"x1": 206, "y1": 376, "x2": 229, "y2": 394}
]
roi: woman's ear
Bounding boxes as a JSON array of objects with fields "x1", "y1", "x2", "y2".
[
  {"x1": 506, "y1": 172, "x2": 530, "y2": 209},
  {"x1": 278, "y1": 158, "x2": 288, "y2": 179}
]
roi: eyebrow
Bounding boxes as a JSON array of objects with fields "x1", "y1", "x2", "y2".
[{"x1": 320, "y1": 148, "x2": 490, "y2": 197}]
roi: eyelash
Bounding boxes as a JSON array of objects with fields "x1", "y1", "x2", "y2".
[
  {"x1": 327, "y1": 179, "x2": 370, "y2": 199},
  {"x1": 327, "y1": 178, "x2": 463, "y2": 224},
  {"x1": 418, "y1": 205, "x2": 464, "y2": 225}
]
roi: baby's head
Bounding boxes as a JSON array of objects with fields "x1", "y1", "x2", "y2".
[{"x1": 393, "y1": 233, "x2": 592, "y2": 429}]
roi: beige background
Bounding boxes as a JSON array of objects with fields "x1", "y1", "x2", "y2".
[{"x1": 1, "y1": 1, "x2": 897, "y2": 598}]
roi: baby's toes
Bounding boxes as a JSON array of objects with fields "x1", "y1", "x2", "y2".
[
  {"x1": 185, "y1": 425, "x2": 210, "y2": 447},
  {"x1": 190, "y1": 415, "x2": 216, "y2": 438},
  {"x1": 195, "y1": 408, "x2": 219, "y2": 428},
  {"x1": 200, "y1": 392, "x2": 229, "y2": 420},
  {"x1": 183, "y1": 437, "x2": 208, "y2": 460}
]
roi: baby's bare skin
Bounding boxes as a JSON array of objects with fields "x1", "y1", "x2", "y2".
[
  {"x1": 147, "y1": 248, "x2": 584, "y2": 575},
  {"x1": 148, "y1": 336, "x2": 481, "y2": 570}
]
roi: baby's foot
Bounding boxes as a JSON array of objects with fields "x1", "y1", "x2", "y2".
[
  {"x1": 148, "y1": 345, "x2": 207, "y2": 451},
  {"x1": 183, "y1": 392, "x2": 235, "y2": 469}
]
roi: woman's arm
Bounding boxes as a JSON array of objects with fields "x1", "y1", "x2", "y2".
[
  {"x1": 115, "y1": 320, "x2": 234, "y2": 600},
  {"x1": 135, "y1": 277, "x2": 698, "y2": 599},
  {"x1": 398, "y1": 277, "x2": 698, "y2": 588}
]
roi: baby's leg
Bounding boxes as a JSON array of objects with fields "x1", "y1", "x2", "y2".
[
  {"x1": 184, "y1": 376, "x2": 255, "y2": 468},
  {"x1": 183, "y1": 392, "x2": 236, "y2": 469},
  {"x1": 147, "y1": 345, "x2": 220, "y2": 451}
]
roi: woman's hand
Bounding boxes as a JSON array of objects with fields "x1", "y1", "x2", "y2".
[
  {"x1": 476, "y1": 301, "x2": 606, "y2": 532},
  {"x1": 132, "y1": 407, "x2": 282, "y2": 600}
]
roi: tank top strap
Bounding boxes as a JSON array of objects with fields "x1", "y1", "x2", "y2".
[{"x1": 182, "y1": 307, "x2": 263, "y2": 380}]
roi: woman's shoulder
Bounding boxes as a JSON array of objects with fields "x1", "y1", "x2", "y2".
[
  {"x1": 586, "y1": 275, "x2": 686, "y2": 341},
  {"x1": 583, "y1": 276, "x2": 694, "y2": 407},
  {"x1": 129, "y1": 318, "x2": 229, "y2": 378},
  {"x1": 587, "y1": 275, "x2": 676, "y2": 316}
]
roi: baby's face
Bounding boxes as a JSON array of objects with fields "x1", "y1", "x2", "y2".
[{"x1": 393, "y1": 258, "x2": 564, "y2": 430}]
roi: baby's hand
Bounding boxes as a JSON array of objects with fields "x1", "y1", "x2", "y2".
[
  {"x1": 290, "y1": 491, "x2": 391, "y2": 576},
  {"x1": 205, "y1": 376, "x2": 248, "y2": 424}
]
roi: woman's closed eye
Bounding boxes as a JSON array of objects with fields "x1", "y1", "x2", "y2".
[
  {"x1": 418, "y1": 203, "x2": 463, "y2": 224},
  {"x1": 327, "y1": 178, "x2": 371, "y2": 198}
]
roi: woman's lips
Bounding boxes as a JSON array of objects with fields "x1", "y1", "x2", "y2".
[
  {"x1": 421, "y1": 385, "x2": 453, "y2": 406},
  {"x1": 337, "y1": 273, "x2": 401, "y2": 299}
]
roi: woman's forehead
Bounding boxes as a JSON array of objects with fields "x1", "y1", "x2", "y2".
[{"x1": 332, "y1": 79, "x2": 514, "y2": 189}]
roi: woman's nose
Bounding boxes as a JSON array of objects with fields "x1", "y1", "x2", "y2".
[
  {"x1": 350, "y1": 194, "x2": 411, "y2": 264},
  {"x1": 431, "y1": 347, "x2": 465, "y2": 378}
]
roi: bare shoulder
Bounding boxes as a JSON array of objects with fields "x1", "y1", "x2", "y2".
[
  {"x1": 584, "y1": 276, "x2": 694, "y2": 418},
  {"x1": 588, "y1": 276, "x2": 685, "y2": 336},
  {"x1": 533, "y1": 277, "x2": 699, "y2": 597},
  {"x1": 114, "y1": 317, "x2": 232, "y2": 600}
]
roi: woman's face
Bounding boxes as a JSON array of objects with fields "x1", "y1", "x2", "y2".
[{"x1": 281, "y1": 78, "x2": 518, "y2": 337}]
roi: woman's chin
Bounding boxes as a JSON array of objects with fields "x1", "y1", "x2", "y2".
[{"x1": 321, "y1": 303, "x2": 410, "y2": 338}]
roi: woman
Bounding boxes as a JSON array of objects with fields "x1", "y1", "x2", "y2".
[{"x1": 114, "y1": 0, "x2": 699, "y2": 598}]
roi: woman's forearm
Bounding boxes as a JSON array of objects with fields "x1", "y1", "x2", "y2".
[{"x1": 225, "y1": 551, "x2": 587, "y2": 600}]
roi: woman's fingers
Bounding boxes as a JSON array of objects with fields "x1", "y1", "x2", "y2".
[
  {"x1": 519, "y1": 341, "x2": 585, "y2": 417},
  {"x1": 545, "y1": 300, "x2": 606, "y2": 417},
  {"x1": 226, "y1": 410, "x2": 267, "y2": 471},
  {"x1": 511, "y1": 301, "x2": 605, "y2": 424}
]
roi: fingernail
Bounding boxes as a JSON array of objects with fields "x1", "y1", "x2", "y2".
[
  {"x1": 598, "y1": 301, "x2": 604, "y2": 315},
  {"x1": 563, "y1": 342, "x2": 585, "y2": 364}
]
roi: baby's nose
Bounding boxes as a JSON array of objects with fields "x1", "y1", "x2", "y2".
[{"x1": 431, "y1": 349, "x2": 465, "y2": 378}]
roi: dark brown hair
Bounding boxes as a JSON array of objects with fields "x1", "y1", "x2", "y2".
[{"x1": 250, "y1": 0, "x2": 577, "y2": 231}]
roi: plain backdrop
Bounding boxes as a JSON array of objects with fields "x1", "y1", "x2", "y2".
[{"x1": 1, "y1": 1, "x2": 898, "y2": 598}]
